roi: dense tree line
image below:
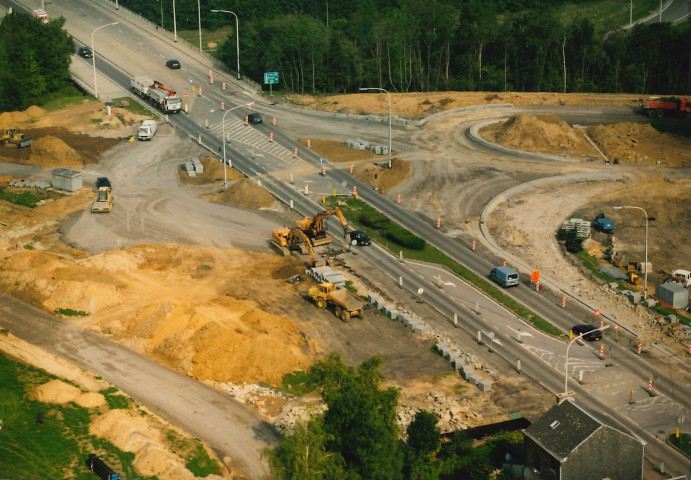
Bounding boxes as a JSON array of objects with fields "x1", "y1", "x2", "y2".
[
  {"x1": 264, "y1": 354, "x2": 522, "y2": 480},
  {"x1": 0, "y1": 12, "x2": 73, "y2": 111},
  {"x1": 121, "y1": 0, "x2": 690, "y2": 95}
]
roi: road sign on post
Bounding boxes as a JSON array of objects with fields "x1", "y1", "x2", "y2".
[{"x1": 264, "y1": 72, "x2": 279, "y2": 98}]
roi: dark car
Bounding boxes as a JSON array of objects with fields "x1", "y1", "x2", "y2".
[
  {"x1": 166, "y1": 59, "x2": 181, "y2": 69},
  {"x1": 96, "y1": 177, "x2": 111, "y2": 189},
  {"x1": 572, "y1": 324, "x2": 602, "y2": 341},
  {"x1": 78, "y1": 46, "x2": 93, "y2": 58},
  {"x1": 248, "y1": 113, "x2": 263, "y2": 124},
  {"x1": 349, "y1": 230, "x2": 371, "y2": 246}
]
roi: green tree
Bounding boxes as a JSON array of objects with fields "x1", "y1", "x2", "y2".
[
  {"x1": 311, "y1": 354, "x2": 404, "y2": 480},
  {"x1": 265, "y1": 417, "x2": 346, "y2": 480},
  {"x1": 406, "y1": 410, "x2": 441, "y2": 462}
]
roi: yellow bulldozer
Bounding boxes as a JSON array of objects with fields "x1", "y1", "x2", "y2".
[{"x1": 1, "y1": 128, "x2": 33, "y2": 148}]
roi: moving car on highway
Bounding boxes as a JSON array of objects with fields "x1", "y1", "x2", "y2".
[{"x1": 572, "y1": 324, "x2": 602, "y2": 341}]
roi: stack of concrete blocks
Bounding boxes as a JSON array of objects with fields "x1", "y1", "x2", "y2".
[
  {"x1": 560, "y1": 218, "x2": 591, "y2": 238},
  {"x1": 190, "y1": 157, "x2": 203, "y2": 174},
  {"x1": 308, "y1": 266, "x2": 346, "y2": 289},
  {"x1": 182, "y1": 160, "x2": 197, "y2": 177},
  {"x1": 435, "y1": 339, "x2": 493, "y2": 392},
  {"x1": 624, "y1": 290, "x2": 642, "y2": 304},
  {"x1": 8, "y1": 180, "x2": 51, "y2": 189},
  {"x1": 344, "y1": 138, "x2": 370, "y2": 150},
  {"x1": 366, "y1": 293, "x2": 430, "y2": 335},
  {"x1": 366, "y1": 145, "x2": 389, "y2": 155}
]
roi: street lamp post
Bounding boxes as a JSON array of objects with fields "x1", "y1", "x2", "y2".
[
  {"x1": 359, "y1": 87, "x2": 392, "y2": 169},
  {"x1": 211, "y1": 10, "x2": 240, "y2": 80},
  {"x1": 158, "y1": 0, "x2": 163, "y2": 28},
  {"x1": 221, "y1": 103, "x2": 254, "y2": 191},
  {"x1": 172, "y1": 0, "x2": 177, "y2": 42},
  {"x1": 91, "y1": 22, "x2": 119, "y2": 99},
  {"x1": 197, "y1": 0, "x2": 202, "y2": 52},
  {"x1": 613, "y1": 205, "x2": 649, "y2": 299},
  {"x1": 564, "y1": 325, "x2": 611, "y2": 395}
]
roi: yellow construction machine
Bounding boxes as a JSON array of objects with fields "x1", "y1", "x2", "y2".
[
  {"x1": 91, "y1": 187, "x2": 114, "y2": 213},
  {"x1": 272, "y1": 227, "x2": 325, "y2": 267},
  {"x1": 295, "y1": 207, "x2": 348, "y2": 246},
  {"x1": 627, "y1": 271, "x2": 641, "y2": 285},
  {"x1": 1, "y1": 128, "x2": 33, "y2": 148}
]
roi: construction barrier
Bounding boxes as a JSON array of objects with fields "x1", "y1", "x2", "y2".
[
  {"x1": 648, "y1": 378, "x2": 653, "y2": 392},
  {"x1": 222, "y1": 82, "x2": 226, "y2": 91},
  {"x1": 350, "y1": 164, "x2": 354, "y2": 174},
  {"x1": 599, "y1": 344, "x2": 604, "y2": 359},
  {"x1": 437, "y1": 217, "x2": 441, "y2": 229},
  {"x1": 562, "y1": 296, "x2": 566, "y2": 308},
  {"x1": 638, "y1": 343, "x2": 642, "y2": 355},
  {"x1": 221, "y1": 102, "x2": 224, "y2": 110},
  {"x1": 210, "y1": 76, "x2": 213, "y2": 84},
  {"x1": 397, "y1": 194, "x2": 401, "y2": 204},
  {"x1": 322, "y1": 166, "x2": 326, "y2": 176},
  {"x1": 270, "y1": 133, "x2": 273, "y2": 142},
  {"x1": 503, "y1": 259, "x2": 507, "y2": 267},
  {"x1": 472, "y1": 241, "x2": 476, "y2": 251},
  {"x1": 353, "y1": 185, "x2": 357, "y2": 195},
  {"x1": 535, "y1": 281, "x2": 540, "y2": 291},
  {"x1": 272, "y1": 116, "x2": 276, "y2": 126},
  {"x1": 307, "y1": 139, "x2": 311, "y2": 148},
  {"x1": 594, "y1": 309, "x2": 601, "y2": 316},
  {"x1": 294, "y1": 147, "x2": 298, "y2": 157}
]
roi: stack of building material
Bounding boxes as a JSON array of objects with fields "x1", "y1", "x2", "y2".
[
  {"x1": 560, "y1": 218, "x2": 591, "y2": 238},
  {"x1": 344, "y1": 138, "x2": 369, "y2": 150},
  {"x1": 182, "y1": 160, "x2": 196, "y2": 176},
  {"x1": 191, "y1": 157, "x2": 203, "y2": 174},
  {"x1": 308, "y1": 266, "x2": 346, "y2": 288}
]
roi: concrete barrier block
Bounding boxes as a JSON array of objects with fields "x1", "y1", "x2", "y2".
[
  {"x1": 629, "y1": 292, "x2": 641, "y2": 304},
  {"x1": 367, "y1": 293, "x2": 379, "y2": 303},
  {"x1": 478, "y1": 379, "x2": 493, "y2": 391},
  {"x1": 388, "y1": 309, "x2": 400, "y2": 320},
  {"x1": 413, "y1": 324, "x2": 429, "y2": 335},
  {"x1": 467, "y1": 374, "x2": 479, "y2": 386}
]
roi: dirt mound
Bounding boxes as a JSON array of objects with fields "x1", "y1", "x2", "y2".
[
  {"x1": 213, "y1": 177, "x2": 276, "y2": 209},
  {"x1": 28, "y1": 135, "x2": 83, "y2": 168},
  {"x1": 283, "y1": 92, "x2": 640, "y2": 120},
  {"x1": 479, "y1": 114, "x2": 594, "y2": 158},
  {"x1": 299, "y1": 138, "x2": 376, "y2": 163},
  {"x1": 0, "y1": 245, "x2": 313, "y2": 386},
  {"x1": 352, "y1": 157, "x2": 412, "y2": 194},
  {"x1": 0, "y1": 106, "x2": 45, "y2": 127},
  {"x1": 33, "y1": 379, "x2": 106, "y2": 408},
  {"x1": 587, "y1": 122, "x2": 691, "y2": 167},
  {"x1": 179, "y1": 157, "x2": 243, "y2": 185}
]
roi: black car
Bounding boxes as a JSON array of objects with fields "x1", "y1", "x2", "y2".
[
  {"x1": 166, "y1": 59, "x2": 181, "y2": 69},
  {"x1": 349, "y1": 230, "x2": 371, "y2": 246},
  {"x1": 248, "y1": 113, "x2": 263, "y2": 124},
  {"x1": 572, "y1": 324, "x2": 602, "y2": 341},
  {"x1": 78, "y1": 46, "x2": 93, "y2": 58},
  {"x1": 96, "y1": 177, "x2": 111, "y2": 189}
]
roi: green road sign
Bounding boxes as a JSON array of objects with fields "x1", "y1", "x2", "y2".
[{"x1": 264, "y1": 72, "x2": 279, "y2": 85}]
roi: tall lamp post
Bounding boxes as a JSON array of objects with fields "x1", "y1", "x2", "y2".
[
  {"x1": 211, "y1": 9, "x2": 240, "y2": 80},
  {"x1": 172, "y1": 0, "x2": 177, "y2": 42},
  {"x1": 91, "y1": 22, "x2": 119, "y2": 99},
  {"x1": 613, "y1": 205, "x2": 649, "y2": 299},
  {"x1": 158, "y1": 0, "x2": 163, "y2": 28},
  {"x1": 221, "y1": 102, "x2": 254, "y2": 191},
  {"x1": 197, "y1": 0, "x2": 202, "y2": 52},
  {"x1": 359, "y1": 87, "x2": 392, "y2": 169},
  {"x1": 564, "y1": 325, "x2": 610, "y2": 395}
]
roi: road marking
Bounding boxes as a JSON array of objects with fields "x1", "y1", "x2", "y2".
[
  {"x1": 249, "y1": 168, "x2": 259, "y2": 175},
  {"x1": 507, "y1": 326, "x2": 533, "y2": 337}
]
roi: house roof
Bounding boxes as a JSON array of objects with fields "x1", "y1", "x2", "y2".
[{"x1": 523, "y1": 398, "x2": 602, "y2": 460}]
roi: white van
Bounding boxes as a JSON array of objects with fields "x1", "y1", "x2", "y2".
[{"x1": 671, "y1": 269, "x2": 691, "y2": 288}]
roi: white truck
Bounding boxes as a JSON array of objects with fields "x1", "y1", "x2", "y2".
[
  {"x1": 131, "y1": 77, "x2": 181, "y2": 114},
  {"x1": 671, "y1": 269, "x2": 691, "y2": 288},
  {"x1": 32, "y1": 9, "x2": 48, "y2": 23},
  {"x1": 138, "y1": 120, "x2": 157, "y2": 141}
]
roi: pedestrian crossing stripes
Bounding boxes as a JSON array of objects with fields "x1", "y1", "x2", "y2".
[{"x1": 209, "y1": 120, "x2": 297, "y2": 165}]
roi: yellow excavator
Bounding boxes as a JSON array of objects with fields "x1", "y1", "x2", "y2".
[
  {"x1": 295, "y1": 207, "x2": 348, "y2": 246},
  {"x1": 1, "y1": 127, "x2": 33, "y2": 148},
  {"x1": 271, "y1": 227, "x2": 325, "y2": 267}
]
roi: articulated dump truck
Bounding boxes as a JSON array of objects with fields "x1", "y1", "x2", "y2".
[{"x1": 308, "y1": 282, "x2": 364, "y2": 322}]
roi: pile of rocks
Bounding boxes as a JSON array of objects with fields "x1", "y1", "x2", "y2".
[{"x1": 398, "y1": 391, "x2": 480, "y2": 434}]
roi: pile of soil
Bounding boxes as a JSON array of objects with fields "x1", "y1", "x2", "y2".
[
  {"x1": 0, "y1": 105, "x2": 45, "y2": 126},
  {"x1": 0, "y1": 245, "x2": 313, "y2": 386},
  {"x1": 284, "y1": 92, "x2": 640, "y2": 120},
  {"x1": 212, "y1": 178, "x2": 276, "y2": 209},
  {"x1": 29, "y1": 135, "x2": 83, "y2": 168},
  {"x1": 479, "y1": 114, "x2": 595, "y2": 159},
  {"x1": 299, "y1": 138, "x2": 376, "y2": 163},
  {"x1": 587, "y1": 122, "x2": 691, "y2": 167},
  {"x1": 33, "y1": 379, "x2": 106, "y2": 408},
  {"x1": 352, "y1": 157, "x2": 412, "y2": 194},
  {"x1": 179, "y1": 157, "x2": 243, "y2": 185}
]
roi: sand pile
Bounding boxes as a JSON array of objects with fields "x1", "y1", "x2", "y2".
[
  {"x1": 0, "y1": 245, "x2": 314, "y2": 386},
  {"x1": 214, "y1": 178, "x2": 276, "y2": 209},
  {"x1": 0, "y1": 106, "x2": 45, "y2": 127},
  {"x1": 33, "y1": 379, "x2": 106, "y2": 408},
  {"x1": 352, "y1": 157, "x2": 412, "y2": 194},
  {"x1": 479, "y1": 114, "x2": 593, "y2": 158},
  {"x1": 29, "y1": 135, "x2": 83, "y2": 168},
  {"x1": 587, "y1": 122, "x2": 691, "y2": 167}
]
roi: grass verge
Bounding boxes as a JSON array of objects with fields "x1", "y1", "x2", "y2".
[
  {"x1": 39, "y1": 85, "x2": 92, "y2": 111},
  {"x1": 54, "y1": 308, "x2": 90, "y2": 317},
  {"x1": 668, "y1": 433, "x2": 691, "y2": 456},
  {"x1": 326, "y1": 196, "x2": 562, "y2": 336},
  {"x1": 0, "y1": 187, "x2": 43, "y2": 208},
  {"x1": 280, "y1": 370, "x2": 317, "y2": 396},
  {"x1": 113, "y1": 97, "x2": 156, "y2": 118}
]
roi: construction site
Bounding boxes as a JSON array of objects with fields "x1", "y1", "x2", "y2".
[{"x1": 1, "y1": 90, "x2": 690, "y2": 479}]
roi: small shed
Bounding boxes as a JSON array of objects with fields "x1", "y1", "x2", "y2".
[
  {"x1": 656, "y1": 282, "x2": 689, "y2": 309},
  {"x1": 51, "y1": 168, "x2": 82, "y2": 192}
]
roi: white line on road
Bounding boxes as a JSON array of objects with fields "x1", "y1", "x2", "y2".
[
  {"x1": 250, "y1": 168, "x2": 259, "y2": 175},
  {"x1": 507, "y1": 326, "x2": 534, "y2": 337}
]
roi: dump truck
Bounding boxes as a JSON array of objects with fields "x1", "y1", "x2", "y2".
[
  {"x1": 295, "y1": 207, "x2": 348, "y2": 246},
  {"x1": 1, "y1": 128, "x2": 33, "y2": 148},
  {"x1": 639, "y1": 96, "x2": 691, "y2": 118},
  {"x1": 91, "y1": 186, "x2": 114, "y2": 213},
  {"x1": 138, "y1": 119, "x2": 157, "y2": 141},
  {"x1": 272, "y1": 227, "x2": 325, "y2": 267},
  {"x1": 131, "y1": 77, "x2": 181, "y2": 113},
  {"x1": 308, "y1": 282, "x2": 364, "y2": 322}
]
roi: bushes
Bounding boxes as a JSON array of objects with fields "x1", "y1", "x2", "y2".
[{"x1": 359, "y1": 213, "x2": 426, "y2": 251}]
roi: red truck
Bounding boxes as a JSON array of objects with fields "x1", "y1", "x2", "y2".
[{"x1": 639, "y1": 96, "x2": 691, "y2": 118}]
